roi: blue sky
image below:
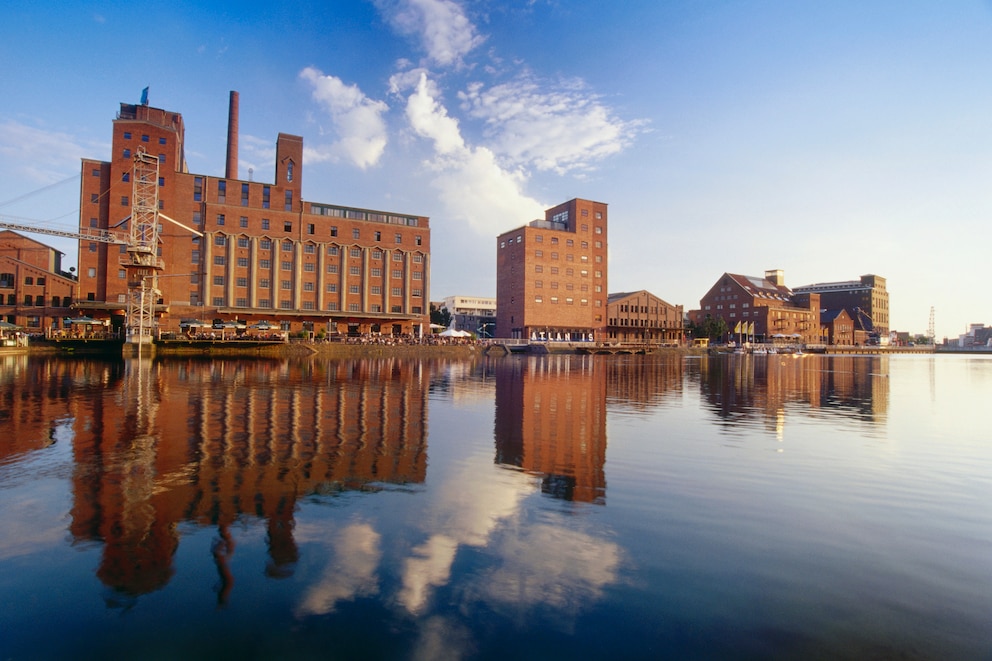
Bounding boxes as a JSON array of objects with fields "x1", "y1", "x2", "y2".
[{"x1": 1, "y1": 0, "x2": 989, "y2": 340}]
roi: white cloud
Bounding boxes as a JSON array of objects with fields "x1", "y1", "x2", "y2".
[
  {"x1": 0, "y1": 120, "x2": 100, "y2": 185},
  {"x1": 375, "y1": 0, "x2": 485, "y2": 68},
  {"x1": 460, "y1": 77, "x2": 648, "y2": 174},
  {"x1": 295, "y1": 521, "x2": 382, "y2": 617},
  {"x1": 400, "y1": 72, "x2": 545, "y2": 235},
  {"x1": 299, "y1": 67, "x2": 389, "y2": 169},
  {"x1": 479, "y1": 524, "x2": 621, "y2": 613}
]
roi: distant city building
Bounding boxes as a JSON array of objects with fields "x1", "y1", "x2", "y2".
[
  {"x1": 606, "y1": 290, "x2": 683, "y2": 345},
  {"x1": 689, "y1": 269, "x2": 820, "y2": 344},
  {"x1": 793, "y1": 274, "x2": 888, "y2": 338},
  {"x1": 76, "y1": 93, "x2": 430, "y2": 337},
  {"x1": 496, "y1": 199, "x2": 608, "y2": 340},
  {"x1": 0, "y1": 230, "x2": 77, "y2": 331},
  {"x1": 441, "y1": 295, "x2": 496, "y2": 337},
  {"x1": 956, "y1": 323, "x2": 992, "y2": 348}
]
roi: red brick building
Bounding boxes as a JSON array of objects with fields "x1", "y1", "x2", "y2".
[
  {"x1": 793, "y1": 274, "x2": 888, "y2": 338},
  {"x1": 495, "y1": 199, "x2": 608, "y2": 340},
  {"x1": 689, "y1": 269, "x2": 820, "y2": 344},
  {"x1": 76, "y1": 94, "x2": 430, "y2": 337},
  {"x1": 606, "y1": 290, "x2": 683, "y2": 345},
  {"x1": 0, "y1": 230, "x2": 77, "y2": 332}
]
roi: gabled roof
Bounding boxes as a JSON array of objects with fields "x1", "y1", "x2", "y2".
[
  {"x1": 820, "y1": 308, "x2": 848, "y2": 323},
  {"x1": 724, "y1": 273, "x2": 792, "y2": 301},
  {"x1": 608, "y1": 289, "x2": 678, "y2": 307}
]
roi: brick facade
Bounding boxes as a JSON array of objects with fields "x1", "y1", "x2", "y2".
[
  {"x1": 496, "y1": 199, "x2": 608, "y2": 340},
  {"x1": 606, "y1": 290, "x2": 683, "y2": 344},
  {"x1": 0, "y1": 230, "x2": 77, "y2": 331},
  {"x1": 76, "y1": 98, "x2": 430, "y2": 337}
]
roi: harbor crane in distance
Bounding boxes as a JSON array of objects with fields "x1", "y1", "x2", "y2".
[{"x1": 0, "y1": 148, "x2": 202, "y2": 345}]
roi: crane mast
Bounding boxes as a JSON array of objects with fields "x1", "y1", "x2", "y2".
[{"x1": 125, "y1": 149, "x2": 164, "y2": 347}]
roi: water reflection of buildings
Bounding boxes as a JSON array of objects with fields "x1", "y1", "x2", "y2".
[
  {"x1": 30, "y1": 357, "x2": 432, "y2": 598},
  {"x1": 603, "y1": 355, "x2": 684, "y2": 411},
  {"x1": 696, "y1": 353, "x2": 889, "y2": 430},
  {"x1": 494, "y1": 355, "x2": 607, "y2": 504}
]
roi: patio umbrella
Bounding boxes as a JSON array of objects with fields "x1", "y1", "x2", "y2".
[
  {"x1": 67, "y1": 316, "x2": 103, "y2": 325},
  {"x1": 0, "y1": 321, "x2": 20, "y2": 330}
]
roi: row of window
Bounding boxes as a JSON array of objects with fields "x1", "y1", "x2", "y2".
[
  {"x1": 199, "y1": 297, "x2": 422, "y2": 315},
  {"x1": 121, "y1": 132, "x2": 167, "y2": 145},
  {"x1": 205, "y1": 238, "x2": 425, "y2": 261},
  {"x1": 533, "y1": 282, "x2": 601, "y2": 292},
  {"x1": 0, "y1": 274, "x2": 46, "y2": 287},
  {"x1": 3, "y1": 295, "x2": 72, "y2": 306},
  {"x1": 533, "y1": 268, "x2": 602, "y2": 278},
  {"x1": 532, "y1": 296, "x2": 593, "y2": 306}
]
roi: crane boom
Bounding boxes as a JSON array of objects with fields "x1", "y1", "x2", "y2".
[{"x1": 0, "y1": 215, "x2": 126, "y2": 244}]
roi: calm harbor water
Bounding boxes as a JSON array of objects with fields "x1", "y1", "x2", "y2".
[{"x1": 0, "y1": 351, "x2": 989, "y2": 660}]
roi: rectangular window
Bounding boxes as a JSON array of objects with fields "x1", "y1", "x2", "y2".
[
  {"x1": 308, "y1": 224, "x2": 315, "y2": 235},
  {"x1": 213, "y1": 256, "x2": 225, "y2": 265},
  {"x1": 392, "y1": 270, "x2": 402, "y2": 279},
  {"x1": 349, "y1": 285, "x2": 360, "y2": 294},
  {"x1": 241, "y1": 184, "x2": 249, "y2": 206},
  {"x1": 216, "y1": 214, "x2": 225, "y2": 226},
  {"x1": 213, "y1": 276, "x2": 224, "y2": 285},
  {"x1": 303, "y1": 263, "x2": 315, "y2": 272},
  {"x1": 236, "y1": 297, "x2": 248, "y2": 307},
  {"x1": 304, "y1": 244, "x2": 315, "y2": 254},
  {"x1": 349, "y1": 266, "x2": 360, "y2": 276},
  {"x1": 281, "y1": 280, "x2": 291, "y2": 290},
  {"x1": 327, "y1": 283, "x2": 338, "y2": 293},
  {"x1": 240, "y1": 216, "x2": 249, "y2": 228},
  {"x1": 237, "y1": 238, "x2": 249, "y2": 248},
  {"x1": 237, "y1": 257, "x2": 248, "y2": 267},
  {"x1": 260, "y1": 239, "x2": 271, "y2": 250},
  {"x1": 191, "y1": 250, "x2": 200, "y2": 264},
  {"x1": 262, "y1": 219, "x2": 270, "y2": 230},
  {"x1": 285, "y1": 190, "x2": 293, "y2": 211},
  {"x1": 236, "y1": 277, "x2": 248, "y2": 287},
  {"x1": 303, "y1": 282, "x2": 315, "y2": 292},
  {"x1": 371, "y1": 268, "x2": 382, "y2": 277},
  {"x1": 214, "y1": 235, "x2": 226, "y2": 246},
  {"x1": 260, "y1": 279, "x2": 270, "y2": 289},
  {"x1": 391, "y1": 287, "x2": 401, "y2": 297},
  {"x1": 330, "y1": 226, "x2": 338, "y2": 237},
  {"x1": 260, "y1": 259, "x2": 271, "y2": 269},
  {"x1": 217, "y1": 181, "x2": 226, "y2": 203},
  {"x1": 352, "y1": 228, "x2": 360, "y2": 240},
  {"x1": 284, "y1": 222, "x2": 292, "y2": 233},
  {"x1": 327, "y1": 264, "x2": 338, "y2": 274},
  {"x1": 327, "y1": 246, "x2": 339, "y2": 256},
  {"x1": 281, "y1": 261, "x2": 292, "y2": 270},
  {"x1": 262, "y1": 186, "x2": 270, "y2": 209}
]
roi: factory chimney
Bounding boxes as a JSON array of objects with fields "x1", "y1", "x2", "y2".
[{"x1": 225, "y1": 91, "x2": 239, "y2": 180}]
